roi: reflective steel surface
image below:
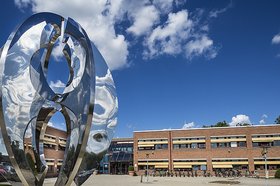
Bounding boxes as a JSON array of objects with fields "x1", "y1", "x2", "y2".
[{"x1": 0, "y1": 12, "x2": 118, "y2": 186}]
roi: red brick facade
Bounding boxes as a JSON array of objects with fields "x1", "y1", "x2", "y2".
[{"x1": 134, "y1": 125, "x2": 280, "y2": 177}]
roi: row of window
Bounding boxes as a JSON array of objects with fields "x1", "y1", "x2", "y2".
[
  {"x1": 138, "y1": 140, "x2": 280, "y2": 150},
  {"x1": 173, "y1": 143, "x2": 206, "y2": 149},
  {"x1": 210, "y1": 135, "x2": 246, "y2": 140},
  {"x1": 252, "y1": 134, "x2": 280, "y2": 138},
  {"x1": 43, "y1": 143, "x2": 65, "y2": 151},
  {"x1": 138, "y1": 144, "x2": 168, "y2": 151},
  {"x1": 139, "y1": 134, "x2": 280, "y2": 143},
  {"x1": 109, "y1": 143, "x2": 133, "y2": 152},
  {"x1": 138, "y1": 139, "x2": 168, "y2": 142},
  {"x1": 211, "y1": 141, "x2": 246, "y2": 148},
  {"x1": 252, "y1": 141, "x2": 280, "y2": 147},
  {"x1": 173, "y1": 137, "x2": 205, "y2": 141}
]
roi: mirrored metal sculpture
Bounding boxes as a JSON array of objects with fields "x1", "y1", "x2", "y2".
[{"x1": 0, "y1": 12, "x2": 118, "y2": 185}]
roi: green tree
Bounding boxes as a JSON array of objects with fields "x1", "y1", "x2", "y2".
[
  {"x1": 236, "y1": 123, "x2": 251, "y2": 126},
  {"x1": 275, "y1": 116, "x2": 280, "y2": 124},
  {"x1": 214, "y1": 121, "x2": 229, "y2": 127},
  {"x1": 203, "y1": 121, "x2": 229, "y2": 128}
]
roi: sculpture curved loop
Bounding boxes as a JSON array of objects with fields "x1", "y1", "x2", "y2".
[{"x1": 0, "y1": 12, "x2": 118, "y2": 186}]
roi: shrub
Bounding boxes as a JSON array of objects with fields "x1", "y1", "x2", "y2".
[
  {"x1": 275, "y1": 169, "x2": 280, "y2": 179},
  {"x1": 128, "y1": 166, "x2": 134, "y2": 172}
]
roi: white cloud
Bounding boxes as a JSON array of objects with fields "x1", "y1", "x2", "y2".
[
  {"x1": 47, "y1": 121, "x2": 54, "y2": 127},
  {"x1": 144, "y1": 10, "x2": 192, "y2": 58},
  {"x1": 127, "y1": 5, "x2": 160, "y2": 36},
  {"x1": 259, "y1": 119, "x2": 265, "y2": 125},
  {"x1": 272, "y1": 33, "x2": 280, "y2": 44},
  {"x1": 14, "y1": 0, "x2": 129, "y2": 70},
  {"x1": 182, "y1": 122, "x2": 195, "y2": 129},
  {"x1": 229, "y1": 114, "x2": 251, "y2": 126},
  {"x1": 259, "y1": 114, "x2": 268, "y2": 125},
  {"x1": 153, "y1": 0, "x2": 174, "y2": 13},
  {"x1": 185, "y1": 35, "x2": 217, "y2": 59},
  {"x1": 14, "y1": 0, "x2": 31, "y2": 9},
  {"x1": 209, "y1": 1, "x2": 233, "y2": 18},
  {"x1": 49, "y1": 80, "x2": 66, "y2": 93},
  {"x1": 14, "y1": 0, "x2": 223, "y2": 68}
]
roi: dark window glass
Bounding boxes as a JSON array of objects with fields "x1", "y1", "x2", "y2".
[
  {"x1": 181, "y1": 144, "x2": 187, "y2": 148},
  {"x1": 238, "y1": 141, "x2": 246, "y2": 147},
  {"x1": 274, "y1": 140, "x2": 280, "y2": 146},
  {"x1": 211, "y1": 143, "x2": 217, "y2": 148}
]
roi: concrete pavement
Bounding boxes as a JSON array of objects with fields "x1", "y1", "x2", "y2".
[{"x1": 44, "y1": 175, "x2": 280, "y2": 186}]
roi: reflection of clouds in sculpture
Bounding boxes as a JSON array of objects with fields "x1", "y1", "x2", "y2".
[
  {"x1": 86, "y1": 130, "x2": 110, "y2": 154},
  {"x1": 49, "y1": 80, "x2": 66, "y2": 93},
  {"x1": 69, "y1": 128, "x2": 79, "y2": 147},
  {"x1": 50, "y1": 37, "x2": 66, "y2": 60},
  {"x1": 2, "y1": 68, "x2": 35, "y2": 145},
  {"x1": 24, "y1": 124, "x2": 32, "y2": 139},
  {"x1": 93, "y1": 69, "x2": 118, "y2": 128},
  {"x1": 96, "y1": 69, "x2": 114, "y2": 86},
  {"x1": 69, "y1": 38, "x2": 86, "y2": 91},
  {"x1": 47, "y1": 35, "x2": 87, "y2": 94},
  {"x1": 0, "y1": 13, "x2": 118, "y2": 185},
  {"x1": 107, "y1": 117, "x2": 118, "y2": 128},
  {"x1": 0, "y1": 131, "x2": 8, "y2": 156},
  {"x1": 17, "y1": 22, "x2": 45, "y2": 56}
]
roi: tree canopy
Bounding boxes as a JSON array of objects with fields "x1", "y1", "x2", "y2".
[
  {"x1": 275, "y1": 116, "x2": 280, "y2": 124},
  {"x1": 203, "y1": 121, "x2": 229, "y2": 128}
]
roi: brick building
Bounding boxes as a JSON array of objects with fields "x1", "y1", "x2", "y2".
[
  {"x1": 24, "y1": 126, "x2": 67, "y2": 177},
  {"x1": 133, "y1": 125, "x2": 280, "y2": 177}
]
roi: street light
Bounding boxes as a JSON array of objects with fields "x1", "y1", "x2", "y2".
[
  {"x1": 261, "y1": 146, "x2": 270, "y2": 179},
  {"x1": 146, "y1": 152, "x2": 154, "y2": 182}
]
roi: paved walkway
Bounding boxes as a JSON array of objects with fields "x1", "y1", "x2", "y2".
[{"x1": 44, "y1": 175, "x2": 280, "y2": 186}]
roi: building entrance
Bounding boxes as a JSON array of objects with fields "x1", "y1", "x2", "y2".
[{"x1": 110, "y1": 162, "x2": 130, "y2": 175}]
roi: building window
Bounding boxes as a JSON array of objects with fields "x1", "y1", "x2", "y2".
[
  {"x1": 138, "y1": 146, "x2": 154, "y2": 151},
  {"x1": 238, "y1": 141, "x2": 246, "y2": 147},
  {"x1": 252, "y1": 142, "x2": 272, "y2": 147},
  {"x1": 211, "y1": 142, "x2": 246, "y2": 148},
  {"x1": 155, "y1": 144, "x2": 168, "y2": 150},
  {"x1": 273, "y1": 140, "x2": 280, "y2": 146},
  {"x1": 191, "y1": 143, "x2": 197, "y2": 148},
  {"x1": 197, "y1": 143, "x2": 206, "y2": 149},
  {"x1": 173, "y1": 144, "x2": 180, "y2": 149},
  {"x1": 211, "y1": 143, "x2": 217, "y2": 148},
  {"x1": 181, "y1": 144, "x2": 187, "y2": 148}
]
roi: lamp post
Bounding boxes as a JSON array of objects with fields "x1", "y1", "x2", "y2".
[
  {"x1": 145, "y1": 152, "x2": 154, "y2": 182},
  {"x1": 146, "y1": 153, "x2": 149, "y2": 182},
  {"x1": 261, "y1": 146, "x2": 269, "y2": 179}
]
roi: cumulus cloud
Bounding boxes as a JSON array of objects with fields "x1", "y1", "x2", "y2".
[
  {"x1": 259, "y1": 119, "x2": 265, "y2": 125},
  {"x1": 182, "y1": 122, "x2": 195, "y2": 129},
  {"x1": 185, "y1": 35, "x2": 217, "y2": 59},
  {"x1": 229, "y1": 114, "x2": 251, "y2": 126},
  {"x1": 127, "y1": 5, "x2": 160, "y2": 36},
  {"x1": 13, "y1": 0, "x2": 227, "y2": 68},
  {"x1": 259, "y1": 114, "x2": 268, "y2": 125},
  {"x1": 144, "y1": 10, "x2": 192, "y2": 57},
  {"x1": 272, "y1": 33, "x2": 280, "y2": 44},
  {"x1": 49, "y1": 80, "x2": 66, "y2": 93}
]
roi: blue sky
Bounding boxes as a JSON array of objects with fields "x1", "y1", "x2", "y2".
[{"x1": 1, "y1": 0, "x2": 280, "y2": 137}]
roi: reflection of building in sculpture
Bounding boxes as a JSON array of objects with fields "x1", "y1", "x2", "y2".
[
  {"x1": 24, "y1": 126, "x2": 67, "y2": 177},
  {"x1": 134, "y1": 125, "x2": 280, "y2": 178},
  {"x1": 99, "y1": 138, "x2": 133, "y2": 174}
]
